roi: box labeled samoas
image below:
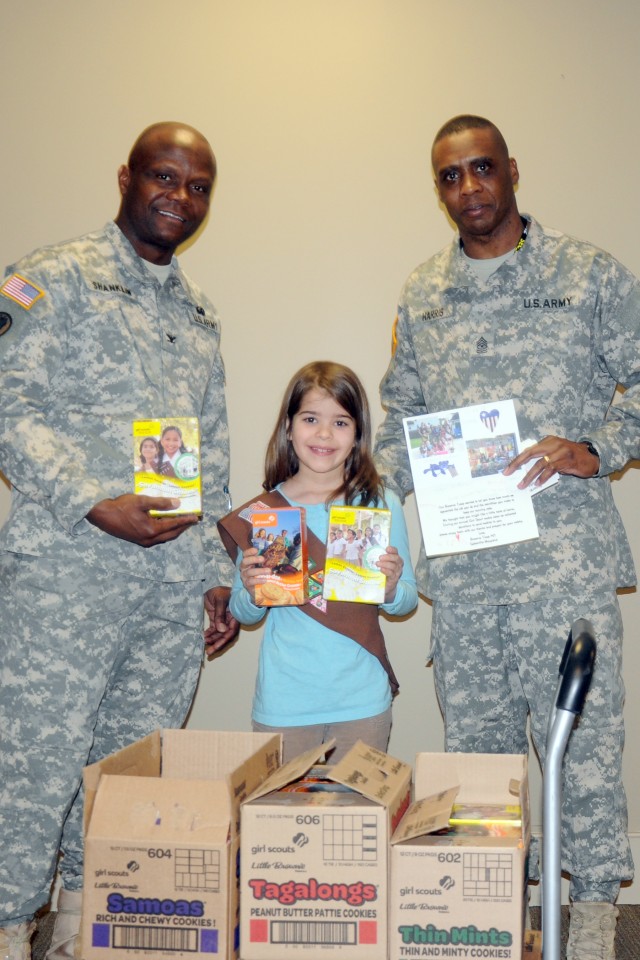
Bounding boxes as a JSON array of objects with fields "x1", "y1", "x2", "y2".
[
  {"x1": 133, "y1": 417, "x2": 201, "y2": 516},
  {"x1": 323, "y1": 506, "x2": 390, "y2": 604}
]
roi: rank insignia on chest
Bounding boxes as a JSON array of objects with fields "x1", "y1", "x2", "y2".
[
  {"x1": 473, "y1": 334, "x2": 495, "y2": 357},
  {"x1": 1, "y1": 273, "x2": 45, "y2": 310}
]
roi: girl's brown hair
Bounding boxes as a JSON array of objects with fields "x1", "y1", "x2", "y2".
[{"x1": 263, "y1": 361, "x2": 385, "y2": 506}]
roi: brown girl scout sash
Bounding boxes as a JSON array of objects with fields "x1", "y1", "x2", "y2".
[{"x1": 217, "y1": 490, "x2": 399, "y2": 695}]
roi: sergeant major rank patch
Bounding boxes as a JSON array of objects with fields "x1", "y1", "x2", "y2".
[{"x1": 1, "y1": 273, "x2": 45, "y2": 310}]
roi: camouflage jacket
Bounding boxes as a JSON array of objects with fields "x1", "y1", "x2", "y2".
[
  {"x1": 0, "y1": 221, "x2": 234, "y2": 588},
  {"x1": 375, "y1": 216, "x2": 640, "y2": 603}
]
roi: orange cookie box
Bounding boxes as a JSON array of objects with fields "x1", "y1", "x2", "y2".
[{"x1": 251, "y1": 507, "x2": 308, "y2": 606}]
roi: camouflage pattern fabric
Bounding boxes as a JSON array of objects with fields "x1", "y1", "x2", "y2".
[
  {"x1": 375, "y1": 216, "x2": 640, "y2": 603},
  {"x1": 374, "y1": 216, "x2": 640, "y2": 894},
  {"x1": 0, "y1": 222, "x2": 233, "y2": 922},
  {"x1": 0, "y1": 221, "x2": 233, "y2": 587},
  {"x1": 431, "y1": 593, "x2": 632, "y2": 896},
  {"x1": 0, "y1": 553, "x2": 204, "y2": 923}
]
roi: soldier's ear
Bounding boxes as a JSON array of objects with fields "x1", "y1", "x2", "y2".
[{"x1": 117, "y1": 164, "x2": 131, "y2": 198}]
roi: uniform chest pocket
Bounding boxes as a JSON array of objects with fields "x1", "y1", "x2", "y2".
[
  {"x1": 514, "y1": 307, "x2": 591, "y2": 391},
  {"x1": 58, "y1": 297, "x2": 143, "y2": 406}
]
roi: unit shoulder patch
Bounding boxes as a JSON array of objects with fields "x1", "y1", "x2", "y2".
[{"x1": 0, "y1": 311, "x2": 12, "y2": 336}]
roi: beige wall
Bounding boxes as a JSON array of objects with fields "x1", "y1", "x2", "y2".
[{"x1": 1, "y1": 0, "x2": 639, "y2": 902}]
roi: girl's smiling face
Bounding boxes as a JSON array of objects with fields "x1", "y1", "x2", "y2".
[
  {"x1": 288, "y1": 388, "x2": 356, "y2": 485},
  {"x1": 140, "y1": 438, "x2": 158, "y2": 461},
  {"x1": 162, "y1": 429, "x2": 182, "y2": 457}
]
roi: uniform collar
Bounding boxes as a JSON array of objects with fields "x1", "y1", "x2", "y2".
[
  {"x1": 104, "y1": 220, "x2": 184, "y2": 289},
  {"x1": 445, "y1": 214, "x2": 539, "y2": 286}
]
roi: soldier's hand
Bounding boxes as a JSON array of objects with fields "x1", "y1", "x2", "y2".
[
  {"x1": 204, "y1": 586, "x2": 240, "y2": 655},
  {"x1": 87, "y1": 494, "x2": 199, "y2": 546},
  {"x1": 503, "y1": 436, "x2": 600, "y2": 489}
]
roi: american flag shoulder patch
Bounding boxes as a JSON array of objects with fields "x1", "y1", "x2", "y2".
[{"x1": 1, "y1": 273, "x2": 46, "y2": 310}]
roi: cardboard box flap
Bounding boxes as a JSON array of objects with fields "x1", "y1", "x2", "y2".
[
  {"x1": 226, "y1": 744, "x2": 282, "y2": 809},
  {"x1": 513, "y1": 774, "x2": 531, "y2": 843},
  {"x1": 245, "y1": 740, "x2": 334, "y2": 802},
  {"x1": 88, "y1": 774, "x2": 233, "y2": 843},
  {"x1": 415, "y1": 752, "x2": 526, "y2": 804},
  {"x1": 82, "y1": 731, "x2": 161, "y2": 834},
  {"x1": 391, "y1": 785, "x2": 460, "y2": 844},
  {"x1": 329, "y1": 740, "x2": 412, "y2": 808},
  {"x1": 160, "y1": 729, "x2": 280, "y2": 781}
]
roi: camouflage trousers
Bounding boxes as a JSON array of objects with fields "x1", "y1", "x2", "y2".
[
  {"x1": 0, "y1": 550, "x2": 205, "y2": 924},
  {"x1": 430, "y1": 592, "x2": 633, "y2": 899}
]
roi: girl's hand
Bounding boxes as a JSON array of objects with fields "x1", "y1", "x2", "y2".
[
  {"x1": 376, "y1": 545, "x2": 404, "y2": 603},
  {"x1": 240, "y1": 547, "x2": 271, "y2": 600}
]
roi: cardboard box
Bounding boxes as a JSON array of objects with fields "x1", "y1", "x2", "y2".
[
  {"x1": 523, "y1": 929, "x2": 541, "y2": 958},
  {"x1": 240, "y1": 740, "x2": 412, "y2": 959},
  {"x1": 252, "y1": 506, "x2": 308, "y2": 606},
  {"x1": 82, "y1": 729, "x2": 282, "y2": 960},
  {"x1": 389, "y1": 753, "x2": 530, "y2": 960}
]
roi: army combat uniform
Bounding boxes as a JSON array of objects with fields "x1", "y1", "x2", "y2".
[
  {"x1": 374, "y1": 215, "x2": 640, "y2": 899},
  {"x1": 0, "y1": 221, "x2": 234, "y2": 923}
]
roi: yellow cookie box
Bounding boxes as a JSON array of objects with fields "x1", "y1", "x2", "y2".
[
  {"x1": 323, "y1": 505, "x2": 391, "y2": 604},
  {"x1": 132, "y1": 417, "x2": 201, "y2": 516}
]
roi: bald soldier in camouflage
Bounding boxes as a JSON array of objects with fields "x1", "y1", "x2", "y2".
[
  {"x1": 0, "y1": 122, "x2": 238, "y2": 960},
  {"x1": 374, "y1": 115, "x2": 640, "y2": 959}
]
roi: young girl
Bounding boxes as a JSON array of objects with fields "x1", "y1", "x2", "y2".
[
  {"x1": 219, "y1": 361, "x2": 417, "y2": 763},
  {"x1": 156, "y1": 425, "x2": 187, "y2": 477},
  {"x1": 135, "y1": 436, "x2": 159, "y2": 473}
]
